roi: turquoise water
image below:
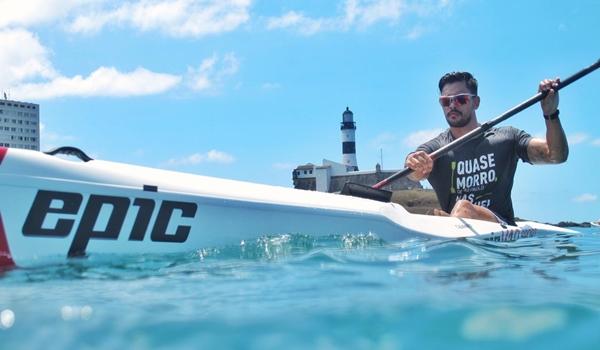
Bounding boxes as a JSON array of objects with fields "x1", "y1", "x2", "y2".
[{"x1": 1, "y1": 227, "x2": 599, "y2": 349}]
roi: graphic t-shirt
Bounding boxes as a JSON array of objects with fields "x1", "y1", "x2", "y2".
[{"x1": 416, "y1": 126, "x2": 533, "y2": 225}]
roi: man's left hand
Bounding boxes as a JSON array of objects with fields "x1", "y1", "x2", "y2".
[{"x1": 539, "y1": 78, "x2": 560, "y2": 116}]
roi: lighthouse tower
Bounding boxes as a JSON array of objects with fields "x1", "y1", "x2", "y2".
[{"x1": 341, "y1": 107, "x2": 358, "y2": 171}]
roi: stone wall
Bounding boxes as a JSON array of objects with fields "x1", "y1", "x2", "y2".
[
  {"x1": 329, "y1": 172, "x2": 421, "y2": 192},
  {"x1": 294, "y1": 171, "x2": 421, "y2": 193},
  {"x1": 293, "y1": 177, "x2": 316, "y2": 191}
]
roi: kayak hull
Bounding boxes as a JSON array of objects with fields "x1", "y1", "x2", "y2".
[{"x1": 0, "y1": 147, "x2": 576, "y2": 267}]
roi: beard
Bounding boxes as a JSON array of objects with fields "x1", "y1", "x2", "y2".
[{"x1": 445, "y1": 110, "x2": 472, "y2": 128}]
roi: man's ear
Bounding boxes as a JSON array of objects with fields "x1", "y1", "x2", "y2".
[{"x1": 473, "y1": 95, "x2": 480, "y2": 110}]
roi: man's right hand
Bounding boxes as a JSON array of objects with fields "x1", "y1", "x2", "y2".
[{"x1": 405, "y1": 151, "x2": 433, "y2": 181}]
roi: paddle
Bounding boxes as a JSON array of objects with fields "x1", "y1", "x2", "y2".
[{"x1": 341, "y1": 58, "x2": 600, "y2": 202}]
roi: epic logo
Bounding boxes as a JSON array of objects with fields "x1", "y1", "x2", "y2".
[{"x1": 22, "y1": 190, "x2": 198, "y2": 257}]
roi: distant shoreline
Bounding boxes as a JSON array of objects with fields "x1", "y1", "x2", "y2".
[{"x1": 546, "y1": 221, "x2": 594, "y2": 228}]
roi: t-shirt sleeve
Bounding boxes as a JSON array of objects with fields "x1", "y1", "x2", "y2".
[
  {"x1": 415, "y1": 134, "x2": 444, "y2": 154},
  {"x1": 405, "y1": 132, "x2": 446, "y2": 165},
  {"x1": 513, "y1": 127, "x2": 533, "y2": 163},
  {"x1": 405, "y1": 138, "x2": 441, "y2": 165}
]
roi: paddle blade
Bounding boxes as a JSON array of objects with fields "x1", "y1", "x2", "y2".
[{"x1": 341, "y1": 182, "x2": 392, "y2": 202}]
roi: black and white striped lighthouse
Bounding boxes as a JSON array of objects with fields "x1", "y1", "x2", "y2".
[{"x1": 341, "y1": 107, "x2": 358, "y2": 171}]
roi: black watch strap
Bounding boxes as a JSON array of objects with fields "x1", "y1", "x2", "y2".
[{"x1": 544, "y1": 109, "x2": 560, "y2": 120}]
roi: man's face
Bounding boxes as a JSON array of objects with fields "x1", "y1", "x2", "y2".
[{"x1": 440, "y1": 81, "x2": 479, "y2": 128}]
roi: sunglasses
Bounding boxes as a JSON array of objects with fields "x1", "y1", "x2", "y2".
[{"x1": 439, "y1": 93, "x2": 476, "y2": 107}]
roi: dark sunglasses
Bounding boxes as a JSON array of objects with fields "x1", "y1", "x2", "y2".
[{"x1": 439, "y1": 93, "x2": 476, "y2": 107}]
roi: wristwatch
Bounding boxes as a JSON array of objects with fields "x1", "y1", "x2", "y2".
[{"x1": 544, "y1": 109, "x2": 559, "y2": 120}]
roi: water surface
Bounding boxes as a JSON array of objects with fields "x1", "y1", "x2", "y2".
[{"x1": 1, "y1": 228, "x2": 599, "y2": 349}]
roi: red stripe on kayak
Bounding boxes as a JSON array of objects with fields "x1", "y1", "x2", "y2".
[
  {"x1": 0, "y1": 214, "x2": 16, "y2": 270},
  {"x1": 0, "y1": 149, "x2": 16, "y2": 269},
  {"x1": 0, "y1": 147, "x2": 7, "y2": 165}
]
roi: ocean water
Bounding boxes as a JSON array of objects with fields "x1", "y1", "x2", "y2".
[{"x1": 1, "y1": 227, "x2": 599, "y2": 350}]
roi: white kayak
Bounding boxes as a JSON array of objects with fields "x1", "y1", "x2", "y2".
[{"x1": 0, "y1": 147, "x2": 576, "y2": 268}]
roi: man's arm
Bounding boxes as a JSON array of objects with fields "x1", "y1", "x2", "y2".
[{"x1": 527, "y1": 78, "x2": 569, "y2": 164}]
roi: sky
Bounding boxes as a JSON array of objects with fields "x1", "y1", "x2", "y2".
[{"x1": 1, "y1": 0, "x2": 599, "y2": 223}]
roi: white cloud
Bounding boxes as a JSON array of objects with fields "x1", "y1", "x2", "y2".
[
  {"x1": 0, "y1": 2, "x2": 244, "y2": 100},
  {"x1": 591, "y1": 138, "x2": 600, "y2": 147},
  {"x1": 67, "y1": 10, "x2": 113, "y2": 34},
  {"x1": 39, "y1": 123, "x2": 77, "y2": 151},
  {"x1": 166, "y1": 150, "x2": 235, "y2": 166},
  {"x1": 39, "y1": 123, "x2": 76, "y2": 142},
  {"x1": 187, "y1": 53, "x2": 240, "y2": 93},
  {"x1": 343, "y1": 0, "x2": 404, "y2": 28},
  {"x1": 568, "y1": 132, "x2": 589, "y2": 145},
  {"x1": 0, "y1": 0, "x2": 85, "y2": 28},
  {"x1": 67, "y1": 0, "x2": 251, "y2": 37},
  {"x1": 1, "y1": 28, "x2": 240, "y2": 99},
  {"x1": 12, "y1": 66, "x2": 181, "y2": 100},
  {"x1": 370, "y1": 132, "x2": 398, "y2": 149},
  {"x1": 1, "y1": 28, "x2": 182, "y2": 100},
  {"x1": 0, "y1": 29, "x2": 58, "y2": 88},
  {"x1": 573, "y1": 193, "x2": 597, "y2": 203},
  {"x1": 266, "y1": 0, "x2": 451, "y2": 35},
  {"x1": 0, "y1": 0, "x2": 251, "y2": 38},
  {"x1": 404, "y1": 128, "x2": 444, "y2": 148},
  {"x1": 266, "y1": 11, "x2": 331, "y2": 35},
  {"x1": 261, "y1": 82, "x2": 282, "y2": 90},
  {"x1": 267, "y1": 0, "x2": 404, "y2": 34},
  {"x1": 405, "y1": 25, "x2": 427, "y2": 40}
]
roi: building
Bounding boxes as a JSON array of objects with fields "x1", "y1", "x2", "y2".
[
  {"x1": 293, "y1": 160, "x2": 421, "y2": 192},
  {"x1": 293, "y1": 107, "x2": 421, "y2": 193},
  {"x1": 0, "y1": 97, "x2": 40, "y2": 151}
]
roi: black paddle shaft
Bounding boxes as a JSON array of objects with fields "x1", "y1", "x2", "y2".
[{"x1": 370, "y1": 58, "x2": 600, "y2": 190}]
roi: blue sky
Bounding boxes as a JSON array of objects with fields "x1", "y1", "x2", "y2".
[{"x1": 1, "y1": 0, "x2": 599, "y2": 223}]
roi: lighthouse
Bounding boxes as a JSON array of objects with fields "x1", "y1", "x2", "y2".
[{"x1": 341, "y1": 107, "x2": 358, "y2": 171}]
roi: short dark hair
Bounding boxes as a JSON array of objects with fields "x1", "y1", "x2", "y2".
[{"x1": 438, "y1": 72, "x2": 478, "y2": 95}]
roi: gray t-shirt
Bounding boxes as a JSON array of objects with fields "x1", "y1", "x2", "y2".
[{"x1": 416, "y1": 126, "x2": 533, "y2": 224}]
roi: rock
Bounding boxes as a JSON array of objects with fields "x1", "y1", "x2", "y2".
[
  {"x1": 553, "y1": 221, "x2": 591, "y2": 228},
  {"x1": 391, "y1": 189, "x2": 440, "y2": 214}
]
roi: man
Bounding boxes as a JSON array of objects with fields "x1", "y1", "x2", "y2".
[{"x1": 405, "y1": 72, "x2": 568, "y2": 225}]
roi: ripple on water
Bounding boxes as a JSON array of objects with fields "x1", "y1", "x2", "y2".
[{"x1": 1, "y1": 229, "x2": 600, "y2": 349}]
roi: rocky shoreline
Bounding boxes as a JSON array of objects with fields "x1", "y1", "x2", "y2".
[
  {"x1": 549, "y1": 221, "x2": 593, "y2": 228},
  {"x1": 390, "y1": 189, "x2": 440, "y2": 215},
  {"x1": 392, "y1": 189, "x2": 596, "y2": 228}
]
